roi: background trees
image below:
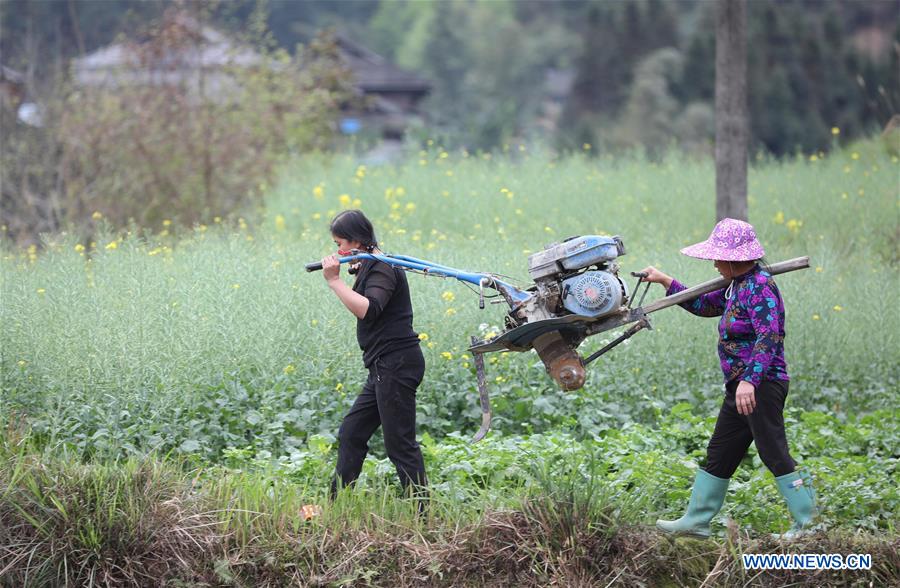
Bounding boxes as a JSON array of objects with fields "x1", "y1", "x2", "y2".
[{"x1": 3, "y1": 0, "x2": 896, "y2": 155}]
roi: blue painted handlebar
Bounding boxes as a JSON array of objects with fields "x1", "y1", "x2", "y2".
[{"x1": 305, "y1": 252, "x2": 531, "y2": 305}]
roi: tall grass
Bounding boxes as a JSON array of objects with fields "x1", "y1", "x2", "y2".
[{"x1": 2, "y1": 436, "x2": 897, "y2": 587}]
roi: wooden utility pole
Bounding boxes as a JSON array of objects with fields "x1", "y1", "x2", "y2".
[{"x1": 715, "y1": 0, "x2": 748, "y2": 221}]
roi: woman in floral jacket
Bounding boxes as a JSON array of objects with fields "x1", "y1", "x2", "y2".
[{"x1": 639, "y1": 218, "x2": 816, "y2": 539}]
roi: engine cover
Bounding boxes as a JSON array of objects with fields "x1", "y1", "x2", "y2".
[
  {"x1": 528, "y1": 235, "x2": 624, "y2": 281},
  {"x1": 562, "y1": 271, "x2": 625, "y2": 317}
]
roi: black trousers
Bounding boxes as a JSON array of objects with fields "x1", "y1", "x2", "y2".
[
  {"x1": 331, "y1": 345, "x2": 427, "y2": 498},
  {"x1": 704, "y1": 378, "x2": 797, "y2": 479}
]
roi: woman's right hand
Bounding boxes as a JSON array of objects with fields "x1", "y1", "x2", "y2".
[
  {"x1": 322, "y1": 255, "x2": 341, "y2": 283},
  {"x1": 637, "y1": 266, "x2": 674, "y2": 289}
]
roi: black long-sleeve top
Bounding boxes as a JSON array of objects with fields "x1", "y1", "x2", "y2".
[{"x1": 351, "y1": 258, "x2": 420, "y2": 368}]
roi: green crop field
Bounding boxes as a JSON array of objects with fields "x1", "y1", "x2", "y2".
[{"x1": 2, "y1": 142, "x2": 898, "y2": 586}]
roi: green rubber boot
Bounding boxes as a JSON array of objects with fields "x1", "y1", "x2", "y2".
[
  {"x1": 774, "y1": 468, "x2": 817, "y2": 539},
  {"x1": 656, "y1": 469, "x2": 729, "y2": 538}
]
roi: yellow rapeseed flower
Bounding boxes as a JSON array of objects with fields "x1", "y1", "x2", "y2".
[
  {"x1": 283, "y1": 364, "x2": 296, "y2": 375},
  {"x1": 786, "y1": 219, "x2": 802, "y2": 232},
  {"x1": 773, "y1": 211, "x2": 785, "y2": 224},
  {"x1": 851, "y1": 152, "x2": 859, "y2": 160},
  {"x1": 405, "y1": 202, "x2": 416, "y2": 212},
  {"x1": 582, "y1": 143, "x2": 591, "y2": 151},
  {"x1": 17, "y1": 360, "x2": 26, "y2": 366},
  {"x1": 232, "y1": 283, "x2": 240, "y2": 289},
  {"x1": 74, "y1": 244, "x2": 85, "y2": 252},
  {"x1": 815, "y1": 267, "x2": 823, "y2": 273},
  {"x1": 831, "y1": 127, "x2": 840, "y2": 135},
  {"x1": 338, "y1": 194, "x2": 351, "y2": 207},
  {"x1": 335, "y1": 382, "x2": 343, "y2": 391},
  {"x1": 813, "y1": 314, "x2": 821, "y2": 320},
  {"x1": 418, "y1": 333, "x2": 429, "y2": 341},
  {"x1": 352, "y1": 198, "x2": 362, "y2": 208},
  {"x1": 833, "y1": 305, "x2": 843, "y2": 312},
  {"x1": 163, "y1": 219, "x2": 172, "y2": 227},
  {"x1": 36, "y1": 288, "x2": 45, "y2": 294},
  {"x1": 275, "y1": 214, "x2": 286, "y2": 232},
  {"x1": 809, "y1": 154, "x2": 818, "y2": 162},
  {"x1": 92, "y1": 211, "x2": 103, "y2": 220},
  {"x1": 313, "y1": 185, "x2": 324, "y2": 199},
  {"x1": 445, "y1": 308, "x2": 457, "y2": 316},
  {"x1": 105, "y1": 241, "x2": 118, "y2": 250},
  {"x1": 312, "y1": 213, "x2": 322, "y2": 220},
  {"x1": 442, "y1": 291, "x2": 455, "y2": 302},
  {"x1": 441, "y1": 352, "x2": 453, "y2": 360}
]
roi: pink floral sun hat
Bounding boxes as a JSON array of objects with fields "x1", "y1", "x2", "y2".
[{"x1": 680, "y1": 218, "x2": 765, "y2": 261}]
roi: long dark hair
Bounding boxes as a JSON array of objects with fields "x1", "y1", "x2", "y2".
[{"x1": 330, "y1": 210, "x2": 377, "y2": 252}]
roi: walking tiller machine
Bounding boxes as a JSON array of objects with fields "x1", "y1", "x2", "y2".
[{"x1": 307, "y1": 236, "x2": 809, "y2": 442}]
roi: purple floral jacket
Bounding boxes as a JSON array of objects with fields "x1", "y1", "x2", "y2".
[{"x1": 666, "y1": 265, "x2": 790, "y2": 387}]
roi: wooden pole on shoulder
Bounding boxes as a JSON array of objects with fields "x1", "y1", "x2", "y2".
[{"x1": 641, "y1": 256, "x2": 809, "y2": 315}]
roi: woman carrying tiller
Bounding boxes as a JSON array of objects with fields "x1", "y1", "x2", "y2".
[
  {"x1": 319, "y1": 209, "x2": 428, "y2": 506},
  {"x1": 639, "y1": 218, "x2": 816, "y2": 539}
]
